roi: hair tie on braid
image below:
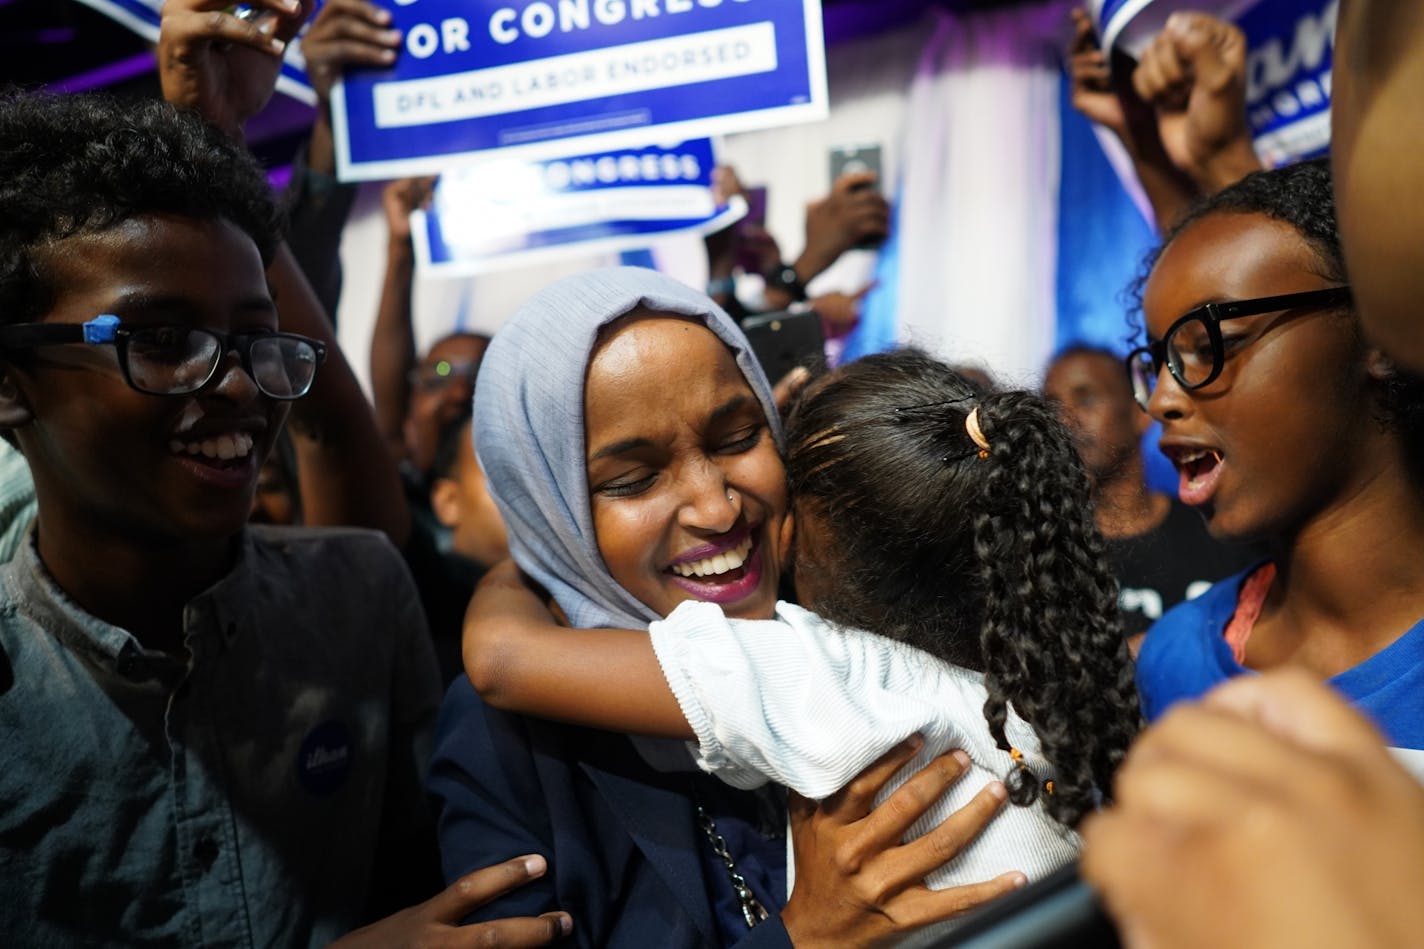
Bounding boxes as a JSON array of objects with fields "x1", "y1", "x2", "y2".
[
  {"x1": 1003, "y1": 746, "x2": 1041, "y2": 806},
  {"x1": 965, "y1": 406, "x2": 990, "y2": 459},
  {"x1": 891, "y1": 396, "x2": 989, "y2": 464}
]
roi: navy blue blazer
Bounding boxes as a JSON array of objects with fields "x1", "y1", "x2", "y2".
[{"x1": 427, "y1": 678, "x2": 794, "y2": 949}]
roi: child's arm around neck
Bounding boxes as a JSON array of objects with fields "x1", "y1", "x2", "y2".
[{"x1": 463, "y1": 560, "x2": 693, "y2": 738}]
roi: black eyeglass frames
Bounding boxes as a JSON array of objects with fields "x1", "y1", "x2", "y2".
[
  {"x1": 1124, "y1": 286, "x2": 1352, "y2": 409},
  {"x1": 0, "y1": 315, "x2": 327, "y2": 400}
]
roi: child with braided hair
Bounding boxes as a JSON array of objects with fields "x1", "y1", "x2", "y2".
[{"x1": 464, "y1": 347, "x2": 1140, "y2": 938}]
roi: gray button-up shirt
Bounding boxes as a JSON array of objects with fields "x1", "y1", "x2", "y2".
[{"x1": 0, "y1": 525, "x2": 442, "y2": 947}]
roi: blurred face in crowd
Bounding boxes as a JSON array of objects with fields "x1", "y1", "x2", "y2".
[
  {"x1": 431, "y1": 422, "x2": 509, "y2": 568},
  {"x1": 1044, "y1": 350, "x2": 1147, "y2": 486},
  {"x1": 404, "y1": 332, "x2": 489, "y2": 474}
]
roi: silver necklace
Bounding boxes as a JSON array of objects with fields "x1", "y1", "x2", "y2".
[{"x1": 695, "y1": 805, "x2": 770, "y2": 930}]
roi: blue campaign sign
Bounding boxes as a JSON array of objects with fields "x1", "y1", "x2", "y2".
[
  {"x1": 1238, "y1": 0, "x2": 1335, "y2": 166},
  {"x1": 1088, "y1": 0, "x2": 1334, "y2": 166},
  {"x1": 412, "y1": 138, "x2": 746, "y2": 275},
  {"x1": 71, "y1": 0, "x2": 318, "y2": 104},
  {"x1": 331, "y1": 0, "x2": 828, "y2": 181},
  {"x1": 1090, "y1": 0, "x2": 1259, "y2": 59}
]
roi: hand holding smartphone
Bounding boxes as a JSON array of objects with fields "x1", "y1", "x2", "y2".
[{"x1": 828, "y1": 144, "x2": 887, "y2": 250}]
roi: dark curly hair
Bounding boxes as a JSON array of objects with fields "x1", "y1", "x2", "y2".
[
  {"x1": 1128, "y1": 157, "x2": 1343, "y2": 323},
  {"x1": 785, "y1": 349, "x2": 1141, "y2": 827},
  {"x1": 1128, "y1": 156, "x2": 1424, "y2": 475},
  {"x1": 0, "y1": 90, "x2": 283, "y2": 327}
]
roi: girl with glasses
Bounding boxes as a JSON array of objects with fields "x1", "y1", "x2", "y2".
[{"x1": 1125, "y1": 158, "x2": 1424, "y2": 750}]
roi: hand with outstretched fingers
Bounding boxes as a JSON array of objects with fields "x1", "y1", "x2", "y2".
[
  {"x1": 328, "y1": 854, "x2": 574, "y2": 949},
  {"x1": 780, "y1": 737, "x2": 1024, "y2": 948},
  {"x1": 811, "y1": 282, "x2": 876, "y2": 337}
]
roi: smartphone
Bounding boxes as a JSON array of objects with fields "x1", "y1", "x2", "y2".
[
  {"x1": 829, "y1": 144, "x2": 885, "y2": 249},
  {"x1": 734, "y1": 186, "x2": 769, "y2": 274},
  {"x1": 829, "y1": 144, "x2": 882, "y2": 191},
  {"x1": 741, "y1": 309, "x2": 825, "y2": 386},
  {"x1": 739, "y1": 186, "x2": 768, "y2": 230}
]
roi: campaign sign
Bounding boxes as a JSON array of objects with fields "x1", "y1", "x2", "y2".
[
  {"x1": 1089, "y1": 0, "x2": 1260, "y2": 59},
  {"x1": 331, "y1": 0, "x2": 828, "y2": 181},
  {"x1": 71, "y1": 0, "x2": 317, "y2": 104},
  {"x1": 412, "y1": 138, "x2": 746, "y2": 275},
  {"x1": 1087, "y1": 0, "x2": 1334, "y2": 165},
  {"x1": 1238, "y1": 0, "x2": 1335, "y2": 166}
]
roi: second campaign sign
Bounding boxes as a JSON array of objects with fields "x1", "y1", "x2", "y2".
[{"x1": 332, "y1": 0, "x2": 829, "y2": 181}]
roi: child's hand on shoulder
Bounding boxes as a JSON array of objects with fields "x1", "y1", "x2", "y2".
[{"x1": 476, "y1": 560, "x2": 564, "y2": 619}]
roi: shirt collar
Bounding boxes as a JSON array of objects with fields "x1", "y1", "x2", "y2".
[{"x1": 2, "y1": 527, "x2": 262, "y2": 673}]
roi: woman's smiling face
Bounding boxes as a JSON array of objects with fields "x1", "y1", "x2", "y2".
[
  {"x1": 1142, "y1": 210, "x2": 1370, "y2": 544},
  {"x1": 584, "y1": 313, "x2": 788, "y2": 621}
]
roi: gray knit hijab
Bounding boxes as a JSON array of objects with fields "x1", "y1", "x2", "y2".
[{"x1": 473, "y1": 266, "x2": 784, "y2": 631}]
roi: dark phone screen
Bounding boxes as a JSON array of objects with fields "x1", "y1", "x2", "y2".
[{"x1": 741, "y1": 309, "x2": 825, "y2": 385}]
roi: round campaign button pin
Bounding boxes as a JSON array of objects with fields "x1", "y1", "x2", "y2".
[{"x1": 297, "y1": 720, "x2": 353, "y2": 795}]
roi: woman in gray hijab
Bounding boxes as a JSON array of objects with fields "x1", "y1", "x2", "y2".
[{"x1": 427, "y1": 267, "x2": 1004, "y2": 948}]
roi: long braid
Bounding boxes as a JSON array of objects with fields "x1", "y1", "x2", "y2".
[
  {"x1": 971, "y1": 391, "x2": 1141, "y2": 826},
  {"x1": 786, "y1": 350, "x2": 1140, "y2": 828}
]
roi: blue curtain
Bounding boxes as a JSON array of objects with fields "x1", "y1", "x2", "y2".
[
  {"x1": 1054, "y1": 77, "x2": 1177, "y2": 494},
  {"x1": 839, "y1": 197, "x2": 903, "y2": 362}
]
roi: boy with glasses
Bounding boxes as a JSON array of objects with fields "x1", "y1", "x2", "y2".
[
  {"x1": 0, "y1": 36, "x2": 568, "y2": 947},
  {"x1": 0, "y1": 86, "x2": 442, "y2": 945}
]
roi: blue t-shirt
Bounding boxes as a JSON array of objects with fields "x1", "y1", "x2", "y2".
[{"x1": 1136, "y1": 566, "x2": 1424, "y2": 750}]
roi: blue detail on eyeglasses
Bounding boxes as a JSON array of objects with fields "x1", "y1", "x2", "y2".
[
  {"x1": 82, "y1": 314, "x2": 120, "y2": 344},
  {"x1": 0, "y1": 315, "x2": 327, "y2": 401}
]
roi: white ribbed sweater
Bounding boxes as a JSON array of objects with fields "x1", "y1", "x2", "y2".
[{"x1": 648, "y1": 600, "x2": 1080, "y2": 944}]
